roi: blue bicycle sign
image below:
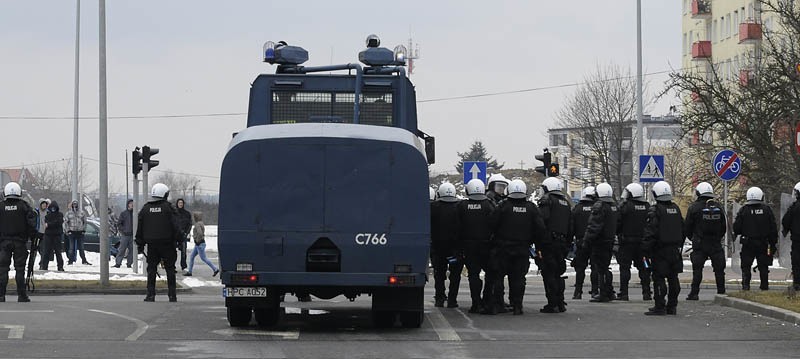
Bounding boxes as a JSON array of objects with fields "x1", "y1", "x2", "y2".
[{"x1": 712, "y1": 149, "x2": 741, "y2": 181}]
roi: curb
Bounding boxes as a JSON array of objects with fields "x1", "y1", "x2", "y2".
[
  {"x1": 713, "y1": 294, "x2": 800, "y2": 325},
  {"x1": 7, "y1": 283, "x2": 193, "y2": 296}
]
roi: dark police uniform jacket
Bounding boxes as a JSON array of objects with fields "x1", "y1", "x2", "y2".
[
  {"x1": 490, "y1": 198, "x2": 546, "y2": 256},
  {"x1": 583, "y1": 201, "x2": 618, "y2": 247},
  {"x1": 617, "y1": 199, "x2": 650, "y2": 244},
  {"x1": 0, "y1": 198, "x2": 37, "y2": 242},
  {"x1": 684, "y1": 198, "x2": 726, "y2": 244},
  {"x1": 734, "y1": 203, "x2": 778, "y2": 247},
  {"x1": 642, "y1": 201, "x2": 685, "y2": 274},
  {"x1": 571, "y1": 199, "x2": 594, "y2": 247},
  {"x1": 135, "y1": 199, "x2": 181, "y2": 246},
  {"x1": 538, "y1": 192, "x2": 572, "y2": 252}
]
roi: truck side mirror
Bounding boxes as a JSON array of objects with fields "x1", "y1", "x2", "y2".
[{"x1": 425, "y1": 136, "x2": 435, "y2": 165}]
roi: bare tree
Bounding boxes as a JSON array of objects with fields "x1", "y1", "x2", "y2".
[
  {"x1": 662, "y1": 0, "x2": 800, "y2": 203},
  {"x1": 152, "y1": 170, "x2": 201, "y2": 201},
  {"x1": 556, "y1": 63, "x2": 641, "y2": 194},
  {"x1": 29, "y1": 157, "x2": 93, "y2": 194}
]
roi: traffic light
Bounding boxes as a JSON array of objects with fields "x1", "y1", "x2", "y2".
[
  {"x1": 142, "y1": 146, "x2": 159, "y2": 170},
  {"x1": 132, "y1": 147, "x2": 142, "y2": 175},
  {"x1": 548, "y1": 163, "x2": 560, "y2": 177},
  {"x1": 535, "y1": 148, "x2": 552, "y2": 176}
]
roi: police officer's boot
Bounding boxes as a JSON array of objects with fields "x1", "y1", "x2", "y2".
[
  {"x1": 557, "y1": 277, "x2": 567, "y2": 312},
  {"x1": 572, "y1": 287, "x2": 582, "y2": 300},
  {"x1": 759, "y1": 269, "x2": 769, "y2": 291},
  {"x1": 590, "y1": 271, "x2": 599, "y2": 298},
  {"x1": 715, "y1": 272, "x2": 726, "y2": 294},
  {"x1": 742, "y1": 270, "x2": 751, "y2": 291},
  {"x1": 15, "y1": 277, "x2": 29, "y2": 302}
]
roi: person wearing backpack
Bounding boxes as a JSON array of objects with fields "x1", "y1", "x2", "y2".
[{"x1": 683, "y1": 182, "x2": 727, "y2": 300}]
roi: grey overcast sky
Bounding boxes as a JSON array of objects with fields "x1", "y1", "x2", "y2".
[{"x1": 0, "y1": 1, "x2": 681, "y2": 194}]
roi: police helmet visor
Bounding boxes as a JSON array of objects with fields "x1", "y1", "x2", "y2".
[{"x1": 493, "y1": 182, "x2": 507, "y2": 194}]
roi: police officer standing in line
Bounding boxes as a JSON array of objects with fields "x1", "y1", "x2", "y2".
[
  {"x1": 485, "y1": 174, "x2": 509, "y2": 205},
  {"x1": 583, "y1": 182, "x2": 618, "y2": 303},
  {"x1": 537, "y1": 177, "x2": 572, "y2": 313},
  {"x1": 487, "y1": 179, "x2": 546, "y2": 315},
  {"x1": 733, "y1": 187, "x2": 778, "y2": 291},
  {"x1": 136, "y1": 183, "x2": 181, "y2": 302},
  {"x1": 0, "y1": 182, "x2": 37, "y2": 302},
  {"x1": 684, "y1": 182, "x2": 727, "y2": 300},
  {"x1": 430, "y1": 182, "x2": 461, "y2": 308},
  {"x1": 457, "y1": 179, "x2": 496, "y2": 314},
  {"x1": 571, "y1": 186, "x2": 598, "y2": 300},
  {"x1": 781, "y1": 182, "x2": 800, "y2": 291},
  {"x1": 642, "y1": 181, "x2": 684, "y2": 315},
  {"x1": 616, "y1": 183, "x2": 652, "y2": 301}
]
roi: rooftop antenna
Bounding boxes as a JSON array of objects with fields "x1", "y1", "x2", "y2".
[{"x1": 407, "y1": 37, "x2": 420, "y2": 76}]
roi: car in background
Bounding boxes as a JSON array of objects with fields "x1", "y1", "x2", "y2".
[{"x1": 83, "y1": 220, "x2": 121, "y2": 258}]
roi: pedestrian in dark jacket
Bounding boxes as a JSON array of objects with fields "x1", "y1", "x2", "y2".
[
  {"x1": 175, "y1": 199, "x2": 192, "y2": 271},
  {"x1": 41, "y1": 201, "x2": 65, "y2": 271},
  {"x1": 114, "y1": 199, "x2": 135, "y2": 268}
]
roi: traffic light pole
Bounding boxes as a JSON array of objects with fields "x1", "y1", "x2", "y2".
[{"x1": 132, "y1": 173, "x2": 140, "y2": 274}]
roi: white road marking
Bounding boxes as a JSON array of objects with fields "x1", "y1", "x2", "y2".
[
  {"x1": 426, "y1": 308, "x2": 461, "y2": 341},
  {"x1": 454, "y1": 308, "x2": 493, "y2": 340},
  {"x1": 88, "y1": 309, "x2": 149, "y2": 341},
  {"x1": 211, "y1": 328, "x2": 300, "y2": 339},
  {"x1": 0, "y1": 325, "x2": 24, "y2": 339}
]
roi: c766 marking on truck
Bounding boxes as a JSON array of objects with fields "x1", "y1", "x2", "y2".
[{"x1": 355, "y1": 233, "x2": 388, "y2": 245}]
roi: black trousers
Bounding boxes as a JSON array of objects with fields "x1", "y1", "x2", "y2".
[
  {"x1": 0, "y1": 239, "x2": 28, "y2": 297},
  {"x1": 146, "y1": 243, "x2": 177, "y2": 298},
  {"x1": 652, "y1": 247, "x2": 682, "y2": 310},
  {"x1": 572, "y1": 244, "x2": 598, "y2": 293},
  {"x1": 541, "y1": 245, "x2": 566, "y2": 307},
  {"x1": 689, "y1": 240, "x2": 726, "y2": 294},
  {"x1": 178, "y1": 236, "x2": 188, "y2": 270},
  {"x1": 430, "y1": 250, "x2": 462, "y2": 302},
  {"x1": 740, "y1": 239, "x2": 771, "y2": 289},
  {"x1": 616, "y1": 241, "x2": 651, "y2": 296},
  {"x1": 463, "y1": 242, "x2": 490, "y2": 307},
  {"x1": 591, "y1": 242, "x2": 614, "y2": 299},
  {"x1": 492, "y1": 248, "x2": 529, "y2": 308},
  {"x1": 792, "y1": 243, "x2": 800, "y2": 289},
  {"x1": 41, "y1": 234, "x2": 64, "y2": 270}
]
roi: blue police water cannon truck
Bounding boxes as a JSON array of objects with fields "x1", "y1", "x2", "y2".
[{"x1": 218, "y1": 35, "x2": 435, "y2": 328}]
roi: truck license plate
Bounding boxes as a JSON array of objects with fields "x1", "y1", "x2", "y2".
[{"x1": 223, "y1": 287, "x2": 267, "y2": 297}]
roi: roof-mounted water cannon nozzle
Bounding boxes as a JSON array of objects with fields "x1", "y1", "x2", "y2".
[
  {"x1": 366, "y1": 34, "x2": 380, "y2": 48},
  {"x1": 262, "y1": 40, "x2": 308, "y2": 66}
]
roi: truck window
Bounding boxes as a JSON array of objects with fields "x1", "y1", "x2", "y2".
[{"x1": 271, "y1": 90, "x2": 393, "y2": 126}]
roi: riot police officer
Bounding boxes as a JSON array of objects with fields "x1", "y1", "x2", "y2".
[
  {"x1": 616, "y1": 183, "x2": 651, "y2": 301},
  {"x1": 430, "y1": 182, "x2": 461, "y2": 308},
  {"x1": 643, "y1": 181, "x2": 684, "y2": 316},
  {"x1": 537, "y1": 177, "x2": 572, "y2": 313},
  {"x1": 572, "y1": 186, "x2": 597, "y2": 300},
  {"x1": 457, "y1": 179, "x2": 496, "y2": 313},
  {"x1": 781, "y1": 182, "x2": 800, "y2": 291},
  {"x1": 684, "y1": 182, "x2": 727, "y2": 300},
  {"x1": 0, "y1": 182, "x2": 37, "y2": 302},
  {"x1": 583, "y1": 182, "x2": 618, "y2": 303},
  {"x1": 488, "y1": 179, "x2": 546, "y2": 315},
  {"x1": 734, "y1": 187, "x2": 778, "y2": 291},
  {"x1": 485, "y1": 173, "x2": 509, "y2": 205},
  {"x1": 136, "y1": 183, "x2": 181, "y2": 302}
]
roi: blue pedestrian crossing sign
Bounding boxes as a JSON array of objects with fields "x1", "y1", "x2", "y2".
[
  {"x1": 639, "y1": 155, "x2": 665, "y2": 183},
  {"x1": 712, "y1": 149, "x2": 741, "y2": 181},
  {"x1": 462, "y1": 161, "x2": 487, "y2": 184}
]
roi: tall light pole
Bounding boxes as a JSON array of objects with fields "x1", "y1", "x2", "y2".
[
  {"x1": 635, "y1": 0, "x2": 645, "y2": 181},
  {"x1": 99, "y1": 0, "x2": 110, "y2": 287},
  {"x1": 71, "y1": 0, "x2": 80, "y2": 202}
]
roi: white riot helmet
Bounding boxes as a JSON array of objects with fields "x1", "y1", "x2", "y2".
[
  {"x1": 695, "y1": 182, "x2": 715, "y2": 199},
  {"x1": 487, "y1": 173, "x2": 509, "y2": 194},
  {"x1": 437, "y1": 183, "x2": 458, "y2": 203},
  {"x1": 3, "y1": 182, "x2": 21, "y2": 198},
  {"x1": 507, "y1": 179, "x2": 528, "y2": 199},
  {"x1": 746, "y1": 186, "x2": 764, "y2": 204},
  {"x1": 150, "y1": 183, "x2": 170, "y2": 201},
  {"x1": 581, "y1": 186, "x2": 597, "y2": 201},
  {"x1": 541, "y1": 177, "x2": 563, "y2": 194},
  {"x1": 465, "y1": 179, "x2": 487, "y2": 201},
  {"x1": 622, "y1": 183, "x2": 645, "y2": 201},
  {"x1": 429, "y1": 187, "x2": 436, "y2": 201},
  {"x1": 652, "y1": 181, "x2": 673, "y2": 201},
  {"x1": 596, "y1": 183, "x2": 614, "y2": 203},
  {"x1": 794, "y1": 182, "x2": 800, "y2": 199}
]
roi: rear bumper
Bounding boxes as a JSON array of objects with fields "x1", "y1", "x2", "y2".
[{"x1": 222, "y1": 271, "x2": 426, "y2": 287}]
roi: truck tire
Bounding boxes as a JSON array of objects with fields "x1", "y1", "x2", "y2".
[
  {"x1": 372, "y1": 310, "x2": 396, "y2": 328},
  {"x1": 399, "y1": 310, "x2": 424, "y2": 328},
  {"x1": 227, "y1": 306, "x2": 252, "y2": 327},
  {"x1": 254, "y1": 307, "x2": 281, "y2": 327}
]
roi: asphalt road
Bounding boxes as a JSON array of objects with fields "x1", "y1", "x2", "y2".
[{"x1": 1, "y1": 281, "x2": 799, "y2": 359}]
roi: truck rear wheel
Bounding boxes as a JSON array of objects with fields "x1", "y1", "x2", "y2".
[
  {"x1": 399, "y1": 310, "x2": 424, "y2": 328},
  {"x1": 254, "y1": 307, "x2": 281, "y2": 327},
  {"x1": 227, "y1": 306, "x2": 252, "y2": 327}
]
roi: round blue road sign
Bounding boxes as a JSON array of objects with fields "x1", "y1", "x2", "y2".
[{"x1": 712, "y1": 149, "x2": 741, "y2": 181}]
